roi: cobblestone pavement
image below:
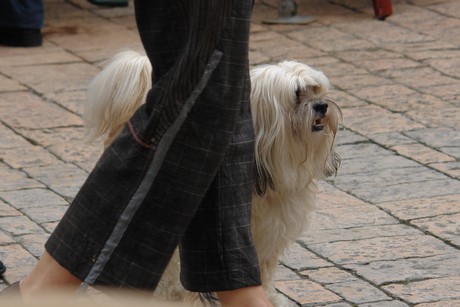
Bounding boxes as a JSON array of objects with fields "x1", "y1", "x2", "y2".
[{"x1": 1, "y1": 0, "x2": 459, "y2": 306}]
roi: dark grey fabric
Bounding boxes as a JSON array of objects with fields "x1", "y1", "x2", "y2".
[{"x1": 45, "y1": 0, "x2": 260, "y2": 292}]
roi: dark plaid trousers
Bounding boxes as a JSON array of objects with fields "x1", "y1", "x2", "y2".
[{"x1": 45, "y1": 0, "x2": 261, "y2": 292}]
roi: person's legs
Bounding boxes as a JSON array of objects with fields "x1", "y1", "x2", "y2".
[
  {"x1": 19, "y1": 252, "x2": 81, "y2": 301},
  {"x1": 218, "y1": 286, "x2": 272, "y2": 307},
  {"x1": 8, "y1": 0, "x2": 270, "y2": 304},
  {"x1": 0, "y1": 0, "x2": 44, "y2": 47}
]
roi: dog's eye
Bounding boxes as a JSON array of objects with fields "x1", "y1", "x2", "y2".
[
  {"x1": 295, "y1": 89, "x2": 302, "y2": 105},
  {"x1": 312, "y1": 86, "x2": 321, "y2": 95}
]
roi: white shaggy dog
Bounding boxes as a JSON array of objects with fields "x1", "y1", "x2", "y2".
[{"x1": 84, "y1": 50, "x2": 341, "y2": 306}]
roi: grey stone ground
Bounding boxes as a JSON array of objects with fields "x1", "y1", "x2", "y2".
[{"x1": 1, "y1": 0, "x2": 459, "y2": 306}]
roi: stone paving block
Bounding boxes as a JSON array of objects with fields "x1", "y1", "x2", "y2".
[
  {"x1": 350, "y1": 179, "x2": 460, "y2": 203},
  {"x1": 380, "y1": 67, "x2": 458, "y2": 89},
  {"x1": 331, "y1": 74, "x2": 394, "y2": 91},
  {"x1": 0, "y1": 74, "x2": 26, "y2": 91},
  {"x1": 324, "y1": 303, "x2": 352, "y2": 307},
  {"x1": 325, "y1": 279, "x2": 390, "y2": 304},
  {"x1": 18, "y1": 127, "x2": 87, "y2": 148},
  {"x1": 299, "y1": 224, "x2": 423, "y2": 246},
  {"x1": 281, "y1": 243, "x2": 333, "y2": 270},
  {"x1": 329, "y1": 91, "x2": 367, "y2": 109},
  {"x1": 437, "y1": 146, "x2": 460, "y2": 159},
  {"x1": 44, "y1": 90, "x2": 87, "y2": 116},
  {"x1": 416, "y1": 300, "x2": 460, "y2": 307},
  {"x1": 20, "y1": 127, "x2": 100, "y2": 169},
  {"x1": 0, "y1": 201, "x2": 21, "y2": 217},
  {"x1": 405, "y1": 127, "x2": 460, "y2": 150},
  {"x1": 338, "y1": 155, "x2": 419, "y2": 175},
  {"x1": 428, "y1": 1, "x2": 460, "y2": 18},
  {"x1": 410, "y1": 213, "x2": 460, "y2": 246},
  {"x1": 286, "y1": 26, "x2": 375, "y2": 52},
  {"x1": 425, "y1": 56, "x2": 460, "y2": 78},
  {"x1": 261, "y1": 40, "x2": 323, "y2": 61},
  {"x1": 21, "y1": 205, "x2": 68, "y2": 225},
  {"x1": 346, "y1": 253, "x2": 460, "y2": 285},
  {"x1": 0, "y1": 92, "x2": 83, "y2": 129},
  {"x1": 275, "y1": 279, "x2": 342, "y2": 305},
  {"x1": 352, "y1": 86, "x2": 450, "y2": 114},
  {"x1": 429, "y1": 161, "x2": 460, "y2": 179},
  {"x1": 368, "y1": 132, "x2": 417, "y2": 147},
  {"x1": 295, "y1": 0, "x2": 353, "y2": 16},
  {"x1": 382, "y1": 276, "x2": 460, "y2": 304},
  {"x1": 341, "y1": 105, "x2": 424, "y2": 135},
  {"x1": 0, "y1": 124, "x2": 32, "y2": 149},
  {"x1": 406, "y1": 106, "x2": 460, "y2": 130},
  {"x1": 0, "y1": 145, "x2": 62, "y2": 169},
  {"x1": 334, "y1": 49, "x2": 401, "y2": 62},
  {"x1": 336, "y1": 142, "x2": 393, "y2": 160},
  {"x1": 0, "y1": 188, "x2": 68, "y2": 210},
  {"x1": 406, "y1": 49, "x2": 460, "y2": 61},
  {"x1": 355, "y1": 57, "x2": 421, "y2": 72},
  {"x1": 23, "y1": 162, "x2": 88, "y2": 199},
  {"x1": 378, "y1": 194, "x2": 460, "y2": 221},
  {"x1": 350, "y1": 84, "x2": 417, "y2": 112},
  {"x1": 308, "y1": 235, "x2": 457, "y2": 265},
  {"x1": 387, "y1": 3, "x2": 449, "y2": 32},
  {"x1": 0, "y1": 244, "x2": 38, "y2": 283},
  {"x1": 421, "y1": 22, "x2": 460, "y2": 46},
  {"x1": 249, "y1": 50, "x2": 271, "y2": 65},
  {"x1": 0, "y1": 50, "x2": 81, "y2": 67},
  {"x1": 332, "y1": 19, "x2": 431, "y2": 45},
  {"x1": 335, "y1": 129, "x2": 367, "y2": 146},
  {"x1": 274, "y1": 265, "x2": 301, "y2": 281},
  {"x1": 333, "y1": 166, "x2": 447, "y2": 192},
  {"x1": 314, "y1": 185, "x2": 371, "y2": 209},
  {"x1": 300, "y1": 267, "x2": 359, "y2": 284},
  {"x1": 0, "y1": 216, "x2": 46, "y2": 236},
  {"x1": 360, "y1": 301, "x2": 409, "y2": 307},
  {"x1": 297, "y1": 56, "x2": 341, "y2": 67},
  {"x1": 42, "y1": 221, "x2": 59, "y2": 234},
  {"x1": 76, "y1": 39, "x2": 144, "y2": 64},
  {"x1": 0, "y1": 164, "x2": 45, "y2": 191},
  {"x1": 317, "y1": 62, "x2": 368, "y2": 78},
  {"x1": 0, "y1": 229, "x2": 15, "y2": 244},
  {"x1": 384, "y1": 40, "x2": 457, "y2": 55},
  {"x1": 306, "y1": 205, "x2": 398, "y2": 231},
  {"x1": 16, "y1": 233, "x2": 50, "y2": 258},
  {"x1": 391, "y1": 143, "x2": 455, "y2": 164},
  {"x1": 0, "y1": 63, "x2": 99, "y2": 94}
]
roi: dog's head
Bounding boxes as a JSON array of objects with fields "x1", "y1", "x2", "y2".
[{"x1": 250, "y1": 61, "x2": 342, "y2": 195}]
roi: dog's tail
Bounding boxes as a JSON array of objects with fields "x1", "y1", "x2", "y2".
[{"x1": 84, "y1": 50, "x2": 152, "y2": 147}]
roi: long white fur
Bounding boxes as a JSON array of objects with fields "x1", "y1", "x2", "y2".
[
  {"x1": 84, "y1": 50, "x2": 152, "y2": 148},
  {"x1": 84, "y1": 50, "x2": 341, "y2": 306}
]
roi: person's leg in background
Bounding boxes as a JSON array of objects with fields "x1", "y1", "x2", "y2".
[{"x1": 0, "y1": 0, "x2": 44, "y2": 47}]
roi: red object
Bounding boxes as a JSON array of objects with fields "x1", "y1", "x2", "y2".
[{"x1": 372, "y1": 0, "x2": 393, "y2": 20}]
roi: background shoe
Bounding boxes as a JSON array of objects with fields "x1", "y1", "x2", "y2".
[
  {"x1": 88, "y1": 0, "x2": 129, "y2": 7},
  {"x1": 0, "y1": 27, "x2": 42, "y2": 47},
  {"x1": 0, "y1": 261, "x2": 5, "y2": 275}
]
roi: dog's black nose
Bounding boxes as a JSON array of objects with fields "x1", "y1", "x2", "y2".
[{"x1": 313, "y1": 101, "x2": 328, "y2": 115}]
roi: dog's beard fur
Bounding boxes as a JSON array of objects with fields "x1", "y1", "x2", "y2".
[{"x1": 84, "y1": 51, "x2": 341, "y2": 306}]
